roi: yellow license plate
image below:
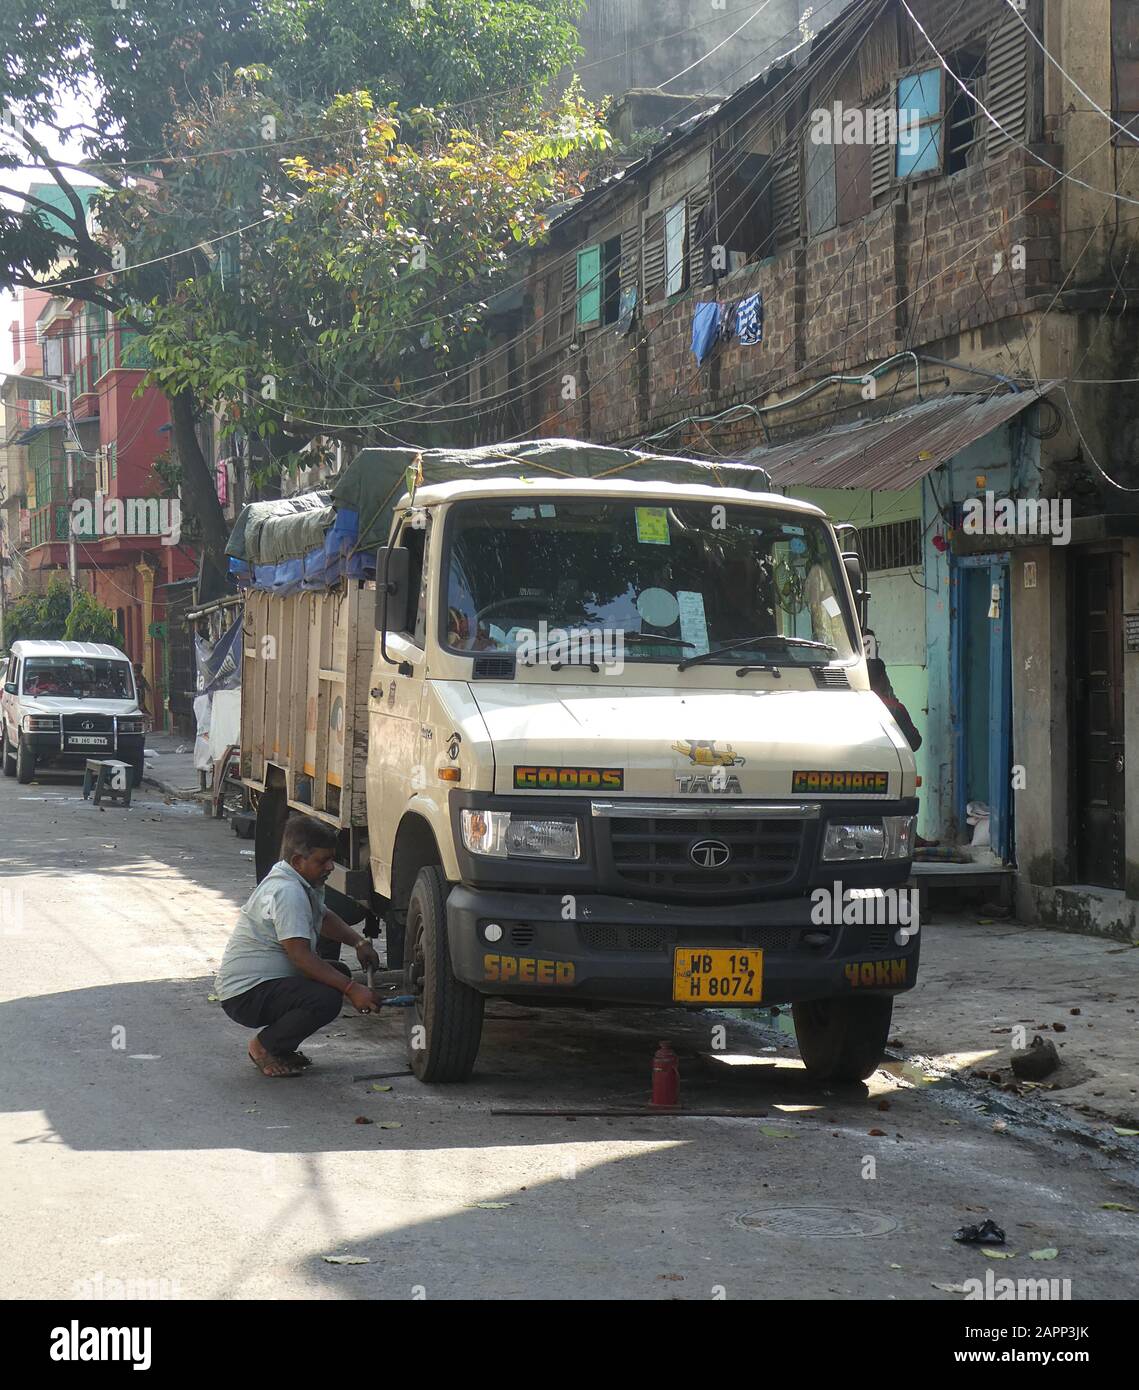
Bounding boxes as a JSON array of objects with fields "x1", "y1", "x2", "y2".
[{"x1": 672, "y1": 948, "x2": 763, "y2": 1004}]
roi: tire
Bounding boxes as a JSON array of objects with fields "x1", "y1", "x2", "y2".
[
  {"x1": 792, "y1": 995, "x2": 893, "y2": 1083},
  {"x1": 1, "y1": 726, "x2": 14, "y2": 778},
  {"x1": 404, "y1": 866, "x2": 484, "y2": 1082},
  {"x1": 15, "y1": 735, "x2": 35, "y2": 785}
]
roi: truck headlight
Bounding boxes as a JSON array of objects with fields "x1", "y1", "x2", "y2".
[
  {"x1": 822, "y1": 815, "x2": 914, "y2": 861},
  {"x1": 461, "y1": 809, "x2": 581, "y2": 860},
  {"x1": 23, "y1": 716, "x2": 59, "y2": 732},
  {"x1": 117, "y1": 718, "x2": 147, "y2": 734}
]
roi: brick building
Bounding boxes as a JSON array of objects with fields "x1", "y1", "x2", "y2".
[{"x1": 461, "y1": 0, "x2": 1139, "y2": 938}]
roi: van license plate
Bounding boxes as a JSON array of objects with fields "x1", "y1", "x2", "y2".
[
  {"x1": 68, "y1": 736, "x2": 108, "y2": 746},
  {"x1": 672, "y1": 948, "x2": 763, "y2": 1003}
]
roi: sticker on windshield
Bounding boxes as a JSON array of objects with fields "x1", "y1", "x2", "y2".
[
  {"x1": 677, "y1": 590, "x2": 710, "y2": 655},
  {"x1": 822, "y1": 595, "x2": 841, "y2": 618},
  {"x1": 789, "y1": 536, "x2": 808, "y2": 555},
  {"x1": 781, "y1": 524, "x2": 805, "y2": 535},
  {"x1": 511, "y1": 506, "x2": 536, "y2": 520},
  {"x1": 539, "y1": 504, "x2": 557, "y2": 518},
  {"x1": 636, "y1": 587, "x2": 680, "y2": 628},
  {"x1": 635, "y1": 506, "x2": 670, "y2": 545}
]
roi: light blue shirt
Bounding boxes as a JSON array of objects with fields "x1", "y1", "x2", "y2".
[{"x1": 215, "y1": 861, "x2": 327, "y2": 1001}]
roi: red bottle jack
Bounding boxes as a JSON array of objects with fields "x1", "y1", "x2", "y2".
[{"x1": 651, "y1": 1040, "x2": 680, "y2": 1108}]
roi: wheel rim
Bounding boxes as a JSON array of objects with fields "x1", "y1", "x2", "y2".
[{"x1": 407, "y1": 908, "x2": 427, "y2": 1027}]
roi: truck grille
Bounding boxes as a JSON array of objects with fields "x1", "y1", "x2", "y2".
[
  {"x1": 580, "y1": 924, "x2": 799, "y2": 952},
  {"x1": 63, "y1": 713, "x2": 114, "y2": 733},
  {"x1": 607, "y1": 814, "x2": 804, "y2": 900}
]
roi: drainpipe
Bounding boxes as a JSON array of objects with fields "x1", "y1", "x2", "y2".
[{"x1": 136, "y1": 559, "x2": 156, "y2": 727}]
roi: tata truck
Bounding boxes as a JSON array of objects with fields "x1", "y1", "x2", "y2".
[{"x1": 233, "y1": 441, "x2": 919, "y2": 1085}]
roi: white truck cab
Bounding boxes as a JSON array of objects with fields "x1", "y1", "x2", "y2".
[
  {"x1": 236, "y1": 446, "x2": 919, "y2": 1086},
  {"x1": 1, "y1": 640, "x2": 147, "y2": 785}
]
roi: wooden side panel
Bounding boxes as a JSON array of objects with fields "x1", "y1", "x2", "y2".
[{"x1": 239, "y1": 582, "x2": 370, "y2": 830}]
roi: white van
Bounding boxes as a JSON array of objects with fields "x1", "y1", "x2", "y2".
[{"x1": 1, "y1": 640, "x2": 147, "y2": 785}]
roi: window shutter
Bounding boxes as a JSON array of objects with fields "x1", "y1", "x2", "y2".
[
  {"x1": 870, "y1": 87, "x2": 894, "y2": 201},
  {"x1": 559, "y1": 254, "x2": 577, "y2": 337},
  {"x1": 805, "y1": 135, "x2": 837, "y2": 237},
  {"x1": 772, "y1": 140, "x2": 801, "y2": 247},
  {"x1": 986, "y1": 12, "x2": 1028, "y2": 157},
  {"x1": 619, "y1": 223, "x2": 640, "y2": 293},
  {"x1": 686, "y1": 178, "x2": 712, "y2": 287},
  {"x1": 642, "y1": 209, "x2": 666, "y2": 302},
  {"x1": 576, "y1": 244, "x2": 601, "y2": 328}
]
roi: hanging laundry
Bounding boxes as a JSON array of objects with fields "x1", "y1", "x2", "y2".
[
  {"x1": 736, "y1": 291, "x2": 764, "y2": 345},
  {"x1": 691, "y1": 302, "x2": 723, "y2": 363},
  {"x1": 615, "y1": 285, "x2": 637, "y2": 336}
]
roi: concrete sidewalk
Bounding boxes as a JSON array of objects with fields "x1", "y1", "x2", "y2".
[
  {"x1": 893, "y1": 918, "x2": 1139, "y2": 1130},
  {"x1": 143, "y1": 730, "x2": 207, "y2": 799}
]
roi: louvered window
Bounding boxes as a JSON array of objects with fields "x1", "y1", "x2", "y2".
[
  {"x1": 641, "y1": 208, "x2": 666, "y2": 303},
  {"x1": 1114, "y1": 0, "x2": 1139, "y2": 142},
  {"x1": 771, "y1": 138, "x2": 801, "y2": 247},
  {"x1": 986, "y1": 10, "x2": 1029, "y2": 156}
]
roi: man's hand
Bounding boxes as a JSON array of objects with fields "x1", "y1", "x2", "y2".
[
  {"x1": 345, "y1": 982, "x2": 381, "y2": 1013},
  {"x1": 355, "y1": 940, "x2": 381, "y2": 971}
]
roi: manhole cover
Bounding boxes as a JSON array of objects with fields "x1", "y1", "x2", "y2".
[{"x1": 733, "y1": 1206, "x2": 898, "y2": 1238}]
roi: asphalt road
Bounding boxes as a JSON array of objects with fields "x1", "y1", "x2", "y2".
[{"x1": 2, "y1": 769, "x2": 1137, "y2": 1300}]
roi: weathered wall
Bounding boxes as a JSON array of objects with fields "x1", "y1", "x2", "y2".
[{"x1": 574, "y1": 0, "x2": 812, "y2": 99}]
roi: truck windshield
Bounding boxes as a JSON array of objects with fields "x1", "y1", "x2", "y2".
[
  {"x1": 443, "y1": 497, "x2": 857, "y2": 665},
  {"x1": 23, "y1": 657, "x2": 134, "y2": 699}
]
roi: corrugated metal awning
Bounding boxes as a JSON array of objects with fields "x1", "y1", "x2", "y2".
[{"x1": 742, "y1": 386, "x2": 1055, "y2": 490}]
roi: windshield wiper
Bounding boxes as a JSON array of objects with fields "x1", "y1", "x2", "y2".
[
  {"x1": 622, "y1": 634, "x2": 697, "y2": 648},
  {"x1": 678, "y1": 634, "x2": 836, "y2": 672}
]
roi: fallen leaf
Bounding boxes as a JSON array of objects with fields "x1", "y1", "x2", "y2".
[
  {"x1": 1028, "y1": 1248, "x2": 1059, "y2": 1260},
  {"x1": 992, "y1": 1120, "x2": 1008, "y2": 1133},
  {"x1": 1100, "y1": 1202, "x2": 1138, "y2": 1213},
  {"x1": 378, "y1": 1121, "x2": 402, "y2": 1130},
  {"x1": 1112, "y1": 1127, "x2": 1139, "y2": 1137},
  {"x1": 207, "y1": 994, "x2": 220, "y2": 1002},
  {"x1": 321, "y1": 1255, "x2": 369, "y2": 1265},
  {"x1": 354, "y1": 1116, "x2": 373, "y2": 1125},
  {"x1": 658, "y1": 1273, "x2": 684, "y2": 1281},
  {"x1": 370, "y1": 1084, "x2": 392, "y2": 1092},
  {"x1": 981, "y1": 1249, "x2": 1015, "y2": 1260},
  {"x1": 467, "y1": 1201, "x2": 512, "y2": 1210},
  {"x1": 759, "y1": 1127, "x2": 795, "y2": 1139},
  {"x1": 868, "y1": 1128, "x2": 886, "y2": 1137},
  {"x1": 889, "y1": 1263, "x2": 903, "y2": 1270},
  {"x1": 932, "y1": 1281, "x2": 970, "y2": 1294}
]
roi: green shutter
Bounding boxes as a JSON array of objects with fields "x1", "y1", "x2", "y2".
[{"x1": 576, "y1": 245, "x2": 601, "y2": 328}]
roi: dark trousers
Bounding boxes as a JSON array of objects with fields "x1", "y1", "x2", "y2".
[{"x1": 222, "y1": 962, "x2": 351, "y2": 1055}]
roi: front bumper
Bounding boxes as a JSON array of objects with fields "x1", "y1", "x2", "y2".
[
  {"x1": 22, "y1": 730, "x2": 145, "y2": 764},
  {"x1": 446, "y1": 886, "x2": 920, "y2": 1007}
]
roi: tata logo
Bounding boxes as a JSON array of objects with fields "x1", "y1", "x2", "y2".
[
  {"x1": 80, "y1": 720, "x2": 94, "y2": 731},
  {"x1": 689, "y1": 838, "x2": 731, "y2": 868},
  {"x1": 675, "y1": 773, "x2": 742, "y2": 794}
]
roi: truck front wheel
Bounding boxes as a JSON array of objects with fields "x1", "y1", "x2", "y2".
[
  {"x1": 404, "y1": 866, "x2": 484, "y2": 1083},
  {"x1": 792, "y1": 995, "x2": 893, "y2": 1083},
  {"x1": 1, "y1": 726, "x2": 15, "y2": 777},
  {"x1": 15, "y1": 735, "x2": 35, "y2": 784}
]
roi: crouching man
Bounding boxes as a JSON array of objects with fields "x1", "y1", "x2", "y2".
[{"x1": 216, "y1": 813, "x2": 381, "y2": 1077}]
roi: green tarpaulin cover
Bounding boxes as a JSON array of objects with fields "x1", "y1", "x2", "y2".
[
  {"x1": 331, "y1": 438, "x2": 773, "y2": 554},
  {"x1": 227, "y1": 438, "x2": 773, "y2": 563}
]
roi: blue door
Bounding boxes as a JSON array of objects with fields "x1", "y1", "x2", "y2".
[{"x1": 951, "y1": 555, "x2": 1012, "y2": 860}]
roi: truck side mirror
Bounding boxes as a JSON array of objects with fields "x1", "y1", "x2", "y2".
[
  {"x1": 842, "y1": 552, "x2": 870, "y2": 631},
  {"x1": 375, "y1": 546, "x2": 412, "y2": 670},
  {"x1": 3, "y1": 682, "x2": 15, "y2": 695}
]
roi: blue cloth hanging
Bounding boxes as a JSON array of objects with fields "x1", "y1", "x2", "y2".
[{"x1": 691, "y1": 301, "x2": 723, "y2": 363}]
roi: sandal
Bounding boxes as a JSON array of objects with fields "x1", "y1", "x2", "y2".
[
  {"x1": 285, "y1": 1051, "x2": 313, "y2": 1069},
  {"x1": 248, "y1": 1045, "x2": 303, "y2": 1077}
]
